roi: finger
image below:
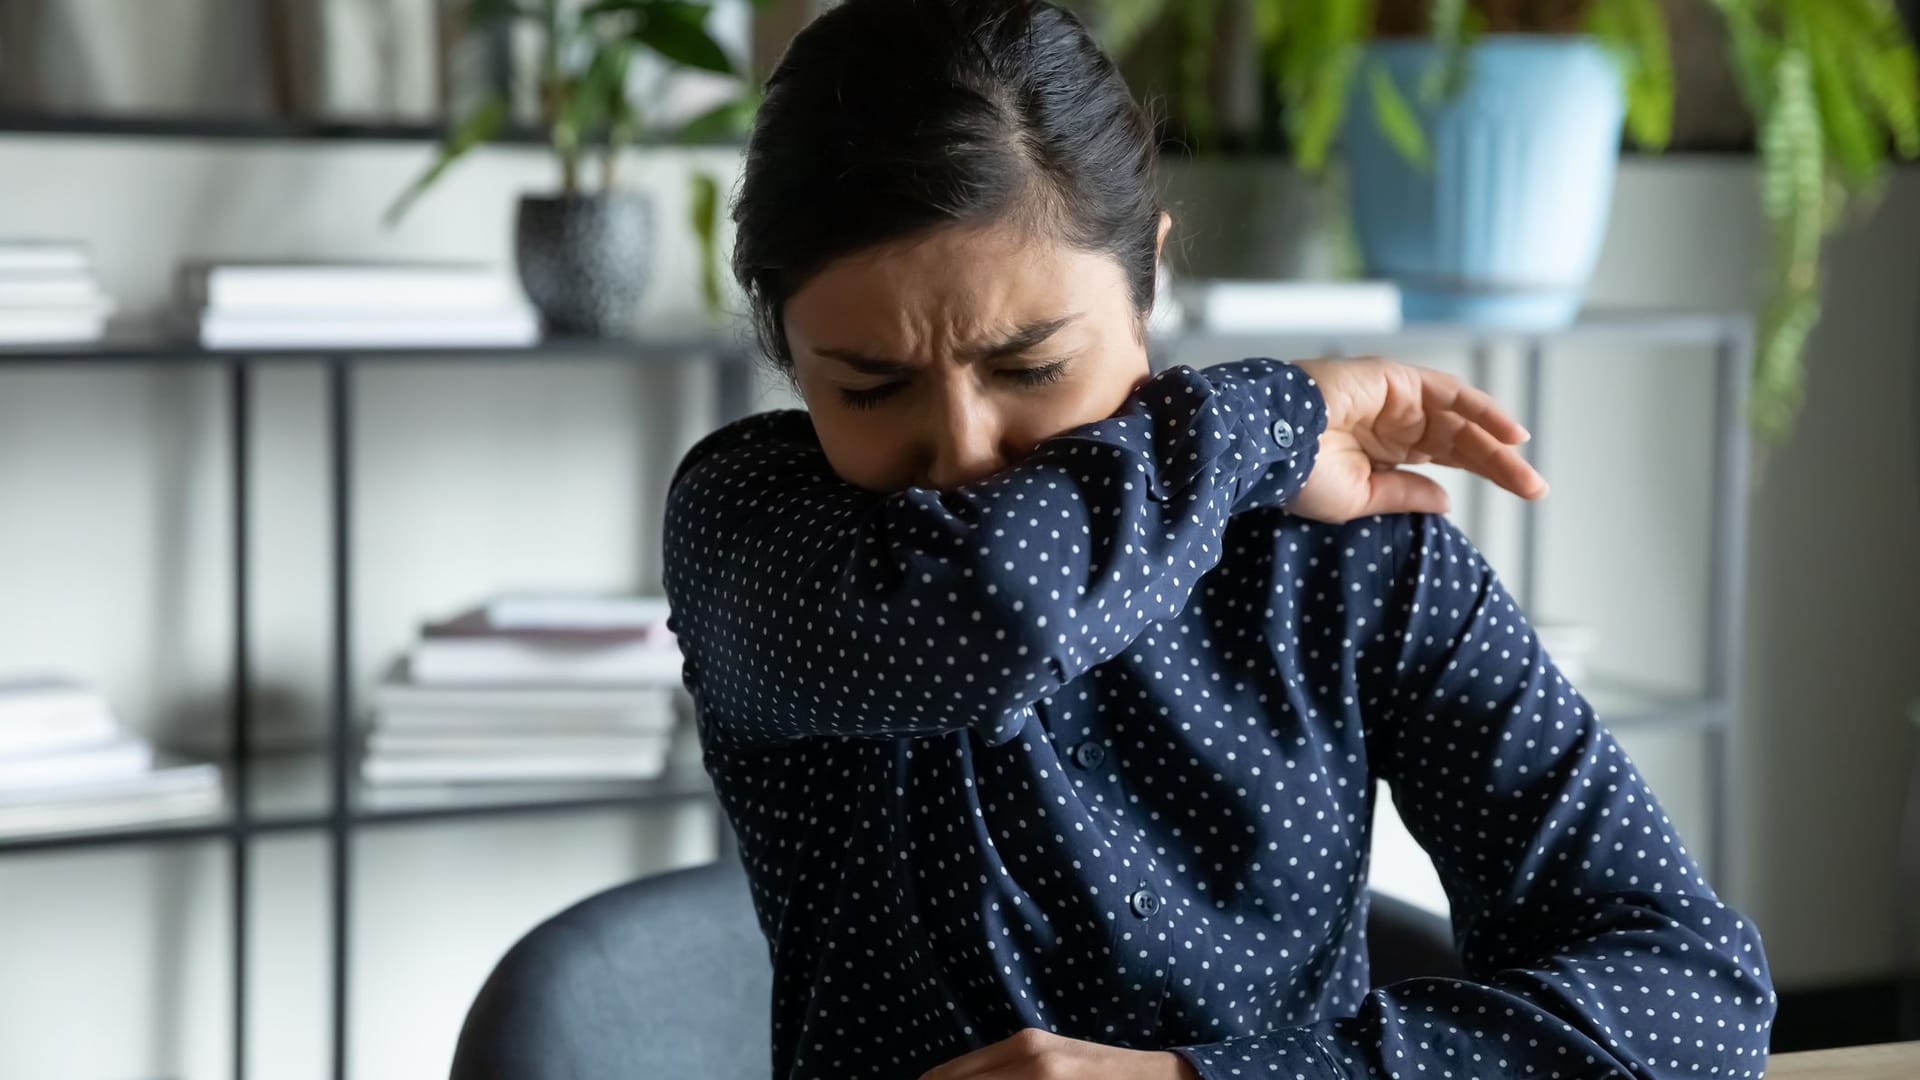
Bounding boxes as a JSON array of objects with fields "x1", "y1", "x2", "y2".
[
  {"x1": 1361, "y1": 467, "x2": 1451, "y2": 517},
  {"x1": 1417, "y1": 414, "x2": 1549, "y2": 500},
  {"x1": 1420, "y1": 368, "x2": 1530, "y2": 445}
]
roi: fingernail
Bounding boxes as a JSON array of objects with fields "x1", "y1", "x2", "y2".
[{"x1": 1518, "y1": 428, "x2": 1533, "y2": 443}]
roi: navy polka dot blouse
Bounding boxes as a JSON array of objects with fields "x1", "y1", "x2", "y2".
[{"x1": 661, "y1": 359, "x2": 1776, "y2": 1079}]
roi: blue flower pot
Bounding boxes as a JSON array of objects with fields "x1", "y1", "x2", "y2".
[{"x1": 1341, "y1": 37, "x2": 1625, "y2": 327}]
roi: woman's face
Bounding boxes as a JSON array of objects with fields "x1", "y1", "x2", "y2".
[{"x1": 784, "y1": 215, "x2": 1169, "y2": 492}]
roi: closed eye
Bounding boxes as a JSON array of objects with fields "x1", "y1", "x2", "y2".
[
  {"x1": 839, "y1": 382, "x2": 904, "y2": 410},
  {"x1": 1001, "y1": 358, "x2": 1070, "y2": 387},
  {"x1": 838, "y1": 359, "x2": 1071, "y2": 409}
]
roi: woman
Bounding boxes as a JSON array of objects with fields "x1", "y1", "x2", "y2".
[{"x1": 662, "y1": 2, "x2": 1775, "y2": 1077}]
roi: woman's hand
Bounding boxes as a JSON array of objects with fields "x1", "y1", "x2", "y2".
[
  {"x1": 1289, "y1": 356, "x2": 1547, "y2": 524},
  {"x1": 917, "y1": 1028, "x2": 1199, "y2": 1080}
]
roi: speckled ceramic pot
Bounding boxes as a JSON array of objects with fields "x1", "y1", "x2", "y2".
[{"x1": 514, "y1": 192, "x2": 653, "y2": 337}]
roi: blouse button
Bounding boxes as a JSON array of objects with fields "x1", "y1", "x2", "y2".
[
  {"x1": 1070, "y1": 741, "x2": 1106, "y2": 770},
  {"x1": 1269, "y1": 418, "x2": 1295, "y2": 449},
  {"x1": 1128, "y1": 887, "x2": 1162, "y2": 918}
]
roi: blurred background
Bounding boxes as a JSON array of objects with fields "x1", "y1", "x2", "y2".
[{"x1": 0, "y1": 1, "x2": 1916, "y2": 1077}]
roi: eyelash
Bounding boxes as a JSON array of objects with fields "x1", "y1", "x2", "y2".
[{"x1": 839, "y1": 359, "x2": 1070, "y2": 410}]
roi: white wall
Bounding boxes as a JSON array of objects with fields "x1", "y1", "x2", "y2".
[{"x1": 0, "y1": 133, "x2": 1914, "y2": 1078}]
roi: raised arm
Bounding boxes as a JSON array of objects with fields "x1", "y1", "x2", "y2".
[{"x1": 662, "y1": 359, "x2": 1326, "y2": 750}]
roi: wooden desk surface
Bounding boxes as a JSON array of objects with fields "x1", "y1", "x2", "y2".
[{"x1": 1767, "y1": 1041, "x2": 1920, "y2": 1078}]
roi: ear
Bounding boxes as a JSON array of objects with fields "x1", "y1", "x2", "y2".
[{"x1": 1154, "y1": 210, "x2": 1172, "y2": 263}]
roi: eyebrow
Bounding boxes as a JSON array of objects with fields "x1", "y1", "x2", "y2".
[{"x1": 814, "y1": 314, "x2": 1079, "y2": 375}]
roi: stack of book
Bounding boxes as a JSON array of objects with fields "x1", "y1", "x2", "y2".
[
  {"x1": 364, "y1": 595, "x2": 685, "y2": 786},
  {"x1": 179, "y1": 261, "x2": 540, "y2": 349},
  {"x1": 0, "y1": 677, "x2": 222, "y2": 838},
  {"x1": 0, "y1": 240, "x2": 115, "y2": 345}
]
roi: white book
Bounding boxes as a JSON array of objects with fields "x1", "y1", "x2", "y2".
[
  {"x1": 361, "y1": 744, "x2": 668, "y2": 785},
  {"x1": 0, "y1": 305, "x2": 110, "y2": 345},
  {"x1": 0, "y1": 272, "x2": 107, "y2": 308},
  {"x1": 0, "y1": 242, "x2": 89, "y2": 275},
  {"x1": 365, "y1": 730, "x2": 673, "y2": 758},
  {"x1": 0, "y1": 678, "x2": 119, "y2": 757},
  {"x1": 484, "y1": 594, "x2": 672, "y2": 631},
  {"x1": 373, "y1": 688, "x2": 680, "y2": 733},
  {"x1": 0, "y1": 784, "x2": 221, "y2": 838},
  {"x1": 373, "y1": 707, "x2": 679, "y2": 735},
  {"x1": 0, "y1": 758, "x2": 217, "y2": 808},
  {"x1": 406, "y1": 640, "x2": 685, "y2": 687},
  {"x1": 197, "y1": 307, "x2": 539, "y2": 349},
  {"x1": 183, "y1": 261, "x2": 522, "y2": 314},
  {"x1": 371, "y1": 678, "x2": 678, "y2": 715},
  {"x1": 0, "y1": 737, "x2": 155, "y2": 791},
  {"x1": 1170, "y1": 279, "x2": 1403, "y2": 333}
]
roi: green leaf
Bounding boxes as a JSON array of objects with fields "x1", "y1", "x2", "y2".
[
  {"x1": 468, "y1": 0, "x2": 537, "y2": 22},
  {"x1": 678, "y1": 91, "x2": 760, "y2": 142},
  {"x1": 1713, "y1": 0, "x2": 1781, "y2": 116},
  {"x1": 1367, "y1": 61, "x2": 1430, "y2": 168},
  {"x1": 1177, "y1": 0, "x2": 1222, "y2": 149},
  {"x1": 383, "y1": 94, "x2": 509, "y2": 226},
  {"x1": 560, "y1": 42, "x2": 630, "y2": 151},
  {"x1": 690, "y1": 170, "x2": 725, "y2": 314},
  {"x1": 1084, "y1": 0, "x2": 1171, "y2": 57},
  {"x1": 1804, "y1": 1, "x2": 1884, "y2": 188},
  {"x1": 1280, "y1": 0, "x2": 1372, "y2": 170},
  {"x1": 631, "y1": 2, "x2": 734, "y2": 75},
  {"x1": 1836, "y1": 0, "x2": 1920, "y2": 158},
  {"x1": 1587, "y1": 0, "x2": 1673, "y2": 150},
  {"x1": 1753, "y1": 47, "x2": 1825, "y2": 441},
  {"x1": 1753, "y1": 289, "x2": 1820, "y2": 441},
  {"x1": 1420, "y1": 0, "x2": 1471, "y2": 102}
]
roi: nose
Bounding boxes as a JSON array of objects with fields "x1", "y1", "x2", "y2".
[{"x1": 921, "y1": 390, "x2": 1005, "y2": 490}]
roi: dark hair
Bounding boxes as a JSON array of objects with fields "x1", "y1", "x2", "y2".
[{"x1": 730, "y1": 0, "x2": 1163, "y2": 372}]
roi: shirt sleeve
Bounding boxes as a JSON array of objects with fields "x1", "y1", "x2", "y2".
[
  {"x1": 1171, "y1": 512, "x2": 1777, "y2": 1080},
  {"x1": 661, "y1": 358, "x2": 1327, "y2": 750}
]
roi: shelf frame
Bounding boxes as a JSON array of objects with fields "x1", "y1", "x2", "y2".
[
  {"x1": 0, "y1": 330, "x2": 753, "y2": 1080},
  {"x1": 0, "y1": 311, "x2": 1747, "y2": 1079}
]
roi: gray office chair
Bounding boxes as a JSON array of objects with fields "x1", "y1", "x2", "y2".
[{"x1": 448, "y1": 859, "x2": 1460, "y2": 1080}]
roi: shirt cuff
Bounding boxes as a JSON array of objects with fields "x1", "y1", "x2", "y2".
[
  {"x1": 1147, "y1": 359, "x2": 1328, "y2": 504},
  {"x1": 1172, "y1": 1027, "x2": 1347, "y2": 1080}
]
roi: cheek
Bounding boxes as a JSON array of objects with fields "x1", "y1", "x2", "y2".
[{"x1": 804, "y1": 400, "x2": 916, "y2": 492}]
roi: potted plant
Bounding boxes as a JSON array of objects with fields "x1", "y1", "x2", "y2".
[
  {"x1": 384, "y1": 0, "x2": 759, "y2": 336},
  {"x1": 1247, "y1": 0, "x2": 1920, "y2": 440}
]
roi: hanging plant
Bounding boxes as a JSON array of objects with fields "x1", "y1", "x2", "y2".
[{"x1": 1085, "y1": 0, "x2": 1920, "y2": 442}]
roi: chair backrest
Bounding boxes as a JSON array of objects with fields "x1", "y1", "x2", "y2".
[
  {"x1": 450, "y1": 860, "x2": 1461, "y2": 1078},
  {"x1": 449, "y1": 858, "x2": 772, "y2": 1080}
]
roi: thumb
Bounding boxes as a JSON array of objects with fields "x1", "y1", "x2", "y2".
[{"x1": 1363, "y1": 468, "x2": 1451, "y2": 517}]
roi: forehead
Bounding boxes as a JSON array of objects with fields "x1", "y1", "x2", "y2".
[{"x1": 783, "y1": 222, "x2": 1128, "y2": 351}]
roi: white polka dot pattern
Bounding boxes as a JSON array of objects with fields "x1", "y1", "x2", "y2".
[{"x1": 660, "y1": 359, "x2": 1776, "y2": 1080}]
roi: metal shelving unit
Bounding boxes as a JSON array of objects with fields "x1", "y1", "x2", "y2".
[
  {"x1": 0, "y1": 326, "x2": 754, "y2": 1080},
  {"x1": 0, "y1": 310, "x2": 1750, "y2": 1079}
]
